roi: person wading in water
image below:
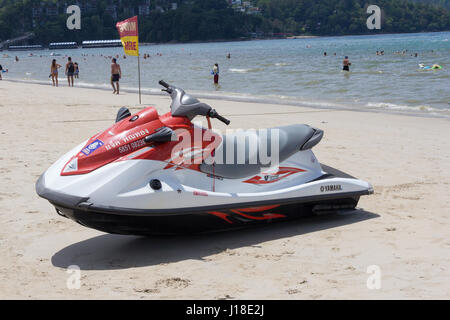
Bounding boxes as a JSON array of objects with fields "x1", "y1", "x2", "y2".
[
  {"x1": 212, "y1": 63, "x2": 219, "y2": 85},
  {"x1": 343, "y1": 56, "x2": 352, "y2": 72},
  {"x1": 111, "y1": 58, "x2": 122, "y2": 95}
]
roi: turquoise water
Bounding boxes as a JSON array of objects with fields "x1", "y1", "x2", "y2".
[{"x1": 2, "y1": 32, "x2": 449, "y2": 116}]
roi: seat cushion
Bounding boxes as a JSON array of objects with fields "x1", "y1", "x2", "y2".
[{"x1": 200, "y1": 124, "x2": 315, "y2": 179}]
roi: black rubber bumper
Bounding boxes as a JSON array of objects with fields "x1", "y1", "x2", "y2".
[{"x1": 36, "y1": 174, "x2": 89, "y2": 207}]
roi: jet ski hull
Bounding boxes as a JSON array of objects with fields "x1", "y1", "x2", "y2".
[
  {"x1": 37, "y1": 170, "x2": 372, "y2": 235},
  {"x1": 50, "y1": 193, "x2": 365, "y2": 236}
]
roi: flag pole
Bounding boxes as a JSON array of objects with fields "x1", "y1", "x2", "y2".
[
  {"x1": 138, "y1": 53, "x2": 141, "y2": 104},
  {"x1": 116, "y1": 16, "x2": 141, "y2": 104}
]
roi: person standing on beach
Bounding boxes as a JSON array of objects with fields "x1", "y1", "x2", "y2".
[
  {"x1": 50, "y1": 59, "x2": 61, "y2": 87},
  {"x1": 111, "y1": 58, "x2": 122, "y2": 95},
  {"x1": 0, "y1": 63, "x2": 3, "y2": 80},
  {"x1": 212, "y1": 63, "x2": 219, "y2": 84},
  {"x1": 65, "y1": 57, "x2": 75, "y2": 87},
  {"x1": 74, "y1": 62, "x2": 79, "y2": 79},
  {"x1": 343, "y1": 56, "x2": 351, "y2": 72}
]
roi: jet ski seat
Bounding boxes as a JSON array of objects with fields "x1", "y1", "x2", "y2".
[{"x1": 200, "y1": 124, "x2": 323, "y2": 179}]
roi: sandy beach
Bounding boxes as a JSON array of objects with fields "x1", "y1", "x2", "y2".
[{"x1": 0, "y1": 80, "x2": 449, "y2": 299}]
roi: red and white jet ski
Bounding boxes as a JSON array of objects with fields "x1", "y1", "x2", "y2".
[{"x1": 36, "y1": 81, "x2": 373, "y2": 235}]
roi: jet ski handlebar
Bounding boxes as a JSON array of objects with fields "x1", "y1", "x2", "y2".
[
  {"x1": 208, "y1": 109, "x2": 231, "y2": 125},
  {"x1": 158, "y1": 80, "x2": 230, "y2": 125},
  {"x1": 159, "y1": 80, "x2": 173, "y2": 93},
  {"x1": 159, "y1": 80, "x2": 170, "y2": 89}
]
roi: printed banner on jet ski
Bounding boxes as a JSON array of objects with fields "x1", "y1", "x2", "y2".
[{"x1": 116, "y1": 16, "x2": 139, "y2": 56}]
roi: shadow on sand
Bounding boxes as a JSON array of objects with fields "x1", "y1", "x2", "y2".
[{"x1": 52, "y1": 209, "x2": 378, "y2": 270}]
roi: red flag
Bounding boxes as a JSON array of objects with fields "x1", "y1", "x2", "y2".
[{"x1": 116, "y1": 16, "x2": 139, "y2": 56}]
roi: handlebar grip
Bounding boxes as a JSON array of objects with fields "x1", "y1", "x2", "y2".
[
  {"x1": 216, "y1": 114, "x2": 231, "y2": 125},
  {"x1": 159, "y1": 80, "x2": 170, "y2": 88}
]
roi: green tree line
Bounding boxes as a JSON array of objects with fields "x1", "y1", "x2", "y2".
[
  {"x1": 0, "y1": 0, "x2": 449, "y2": 44},
  {"x1": 254, "y1": 0, "x2": 450, "y2": 35}
]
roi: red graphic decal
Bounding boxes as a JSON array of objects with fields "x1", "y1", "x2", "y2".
[
  {"x1": 164, "y1": 162, "x2": 176, "y2": 169},
  {"x1": 194, "y1": 191, "x2": 208, "y2": 197},
  {"x1": 230, "y1": 209, "x2": 286, "y2": 220},
  {"x1": 238, "y1": 205, "x2": 281, "y2": 213},
  {"x1": 208, "y1": 211, "x2": 232, "y2": 224},
  {"x1": 207, "y1": 204, "x2": 285, "y2": 224},
  {"x1": 243, "y1": 167, "x2": 305, "y2": 184}
]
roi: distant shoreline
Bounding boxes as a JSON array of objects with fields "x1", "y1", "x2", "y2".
[{"x1": 4, "y1": 30, "x2": 449, "y2": 51}]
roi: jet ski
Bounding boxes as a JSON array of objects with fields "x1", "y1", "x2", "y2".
[{"x1": 36, "y1": 80, "x2": 373, "y2": 235}]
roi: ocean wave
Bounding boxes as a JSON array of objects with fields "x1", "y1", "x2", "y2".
[
  {"x1": 228, "y1": 68, "x2": 263, "y2": 73},
  {"x1": 304, "y1": 80, "x2": 325, "y2": 86},
  {"x1": 259, "y1": 62, "x2": 289, "y2": 67},
  {"x1": 5, "y1": 78, "x2": 449, "y2": 119},
  {"x1": 366, "y1": 102, "x2": 437, "y2": 112}
]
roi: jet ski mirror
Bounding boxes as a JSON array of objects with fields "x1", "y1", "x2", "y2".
[{"x1": 144, "y1": 127, "x2": 176, "y2": 143}]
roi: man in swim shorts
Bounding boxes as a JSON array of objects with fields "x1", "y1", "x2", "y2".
[
  {"x1": 65, "y1": 57, "x2": 75, "y2": 87},
  {"x1": 343, "y1": 56, "x2": 351, "y2": 71},
  {"x1": 111, "y1": 58, "x2": 122, "y2": 95}
]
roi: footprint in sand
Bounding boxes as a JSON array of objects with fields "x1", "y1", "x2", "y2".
[
  {"x1": 393, "y1": 195, "x2": 421, "y2": 200},
  {"x1": 155, "y1": 277, "x2": 191, "y2": 289},
  {"x1": 0, "y1": 192, "x2": 19, "y2": 198},
  {"x1": 217, "y1": 294, "x2": 234, "y2": 300},
  {"x1": 134, "y1": 288, "x2": 160, "y2": 294},
  {"x1": 376, "y1": 182, "x2": 437, "y2": 201},
  {"x1": 286, "y1": 288, "x2": 300, "y2": 294}
]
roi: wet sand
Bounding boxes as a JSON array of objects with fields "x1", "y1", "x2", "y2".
[{"x1": 0, "y1": 80, "x2": 449, "y2": 299}]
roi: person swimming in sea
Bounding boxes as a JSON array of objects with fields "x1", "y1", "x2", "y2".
[{"x1": 343, "y1": 56, "x2": 351, "y2": 71}]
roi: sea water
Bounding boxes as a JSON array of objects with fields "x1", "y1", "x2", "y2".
[{"x1": 2, "y1": 31, "x2": 449, "y2": 117}]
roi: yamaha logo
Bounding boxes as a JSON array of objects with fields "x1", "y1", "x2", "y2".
[
  {"x1": 320, "y1": 185, "x2": 343, "y2": 192},
  {"x1": 264, "y1": 175, "x2": 279, "y2": 182}
]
